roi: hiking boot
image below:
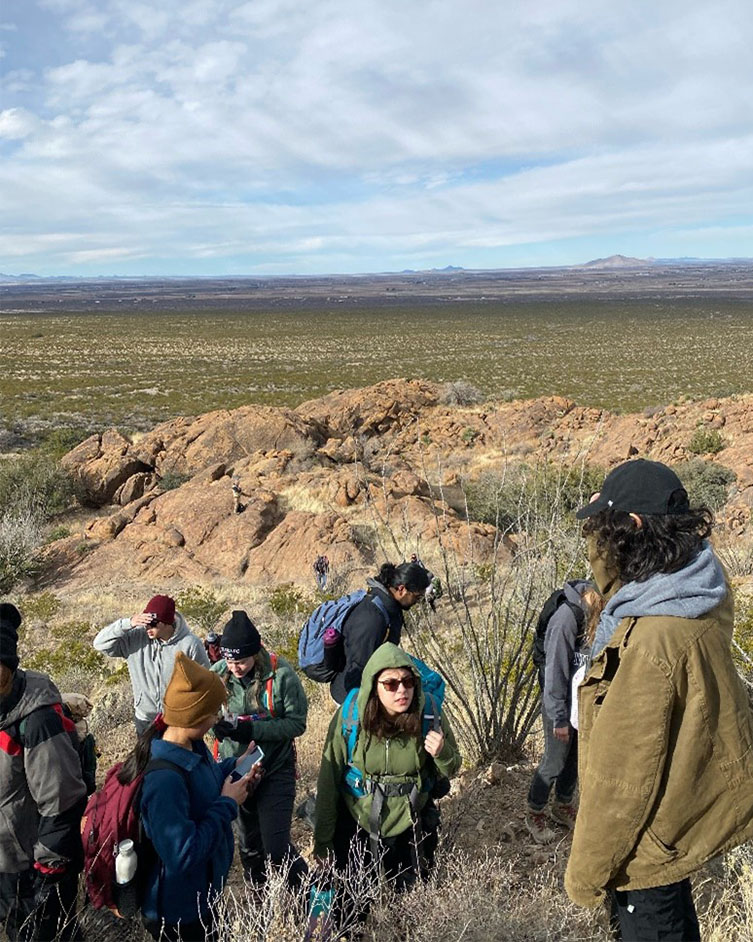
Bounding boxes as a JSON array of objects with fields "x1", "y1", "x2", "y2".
[
  {"x1": 550, "y1": 799, "x2": 578, "y2": 830},
  {"x1": 525, "y1": 809, "x2": 556, "y2": 844}
]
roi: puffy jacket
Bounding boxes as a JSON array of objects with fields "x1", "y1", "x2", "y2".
[
  {"x1": 0, "y1": 670, "x2": 87, "y2": 874},
  {"x1": 93, "y1": 613, "x2": 209, "y2": 722},
  {"x1": 211, "y1": 648, "x2": 307, "y2": 776},
  {"x1": 565, "y1": 584, "x2": 753, "y2": 907},
  {"x1": 314, "y1": 644, "x2": 461, "y2": 858},
  {"x1": 330, "y1": 579, "x2": 405, "y2": 704},
  {"x1": 139, "y1": 737, "x2": 238, "y2": 925}
]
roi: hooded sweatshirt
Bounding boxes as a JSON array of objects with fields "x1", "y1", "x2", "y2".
[
  {"x1": 0, "y1": 670, "x2": 87, "y2": 873},
  {"x1": 314, "y1": 644, "x2": 461, "y2": 858},
  {"x1": 542, "y1": 579, "x2": 592, "y2": 728},
  {"x1": 93, "y1": 613, "x2": 210, "y2": 722}
]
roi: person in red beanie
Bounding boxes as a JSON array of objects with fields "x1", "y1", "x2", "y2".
[{"x1": 94, "y1": 594, "x2": 210, "y2": 735}]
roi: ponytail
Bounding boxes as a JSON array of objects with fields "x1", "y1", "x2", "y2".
[
  {"x1": 117, "y1": 718, "x2": 165, "y2": 785},
  {"x1": 375, "y1": 561, "x2": 431, "y2": 593}
]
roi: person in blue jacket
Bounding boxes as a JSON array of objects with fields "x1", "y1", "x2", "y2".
[{"x1": 118, "y1": 651, "x2": 260, "y2": 942}]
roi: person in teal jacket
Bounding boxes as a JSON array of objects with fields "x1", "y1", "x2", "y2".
[{"x1": 211, "y1": 611, "x2": 308, "y2": 889}]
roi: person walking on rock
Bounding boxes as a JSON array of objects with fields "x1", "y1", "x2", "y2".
[
  {"x1": 0, "y1": 603, "x2": 87, "y2": 942},
  {"x1": 211, "y1": 611, "x2": 308, "y2": 889},
  {"x1": 94, "y1": 594, "x2": 209, "y2": 735},
  {"x1": 565, "y1": 459, "x2": 753, "y2": 941}
]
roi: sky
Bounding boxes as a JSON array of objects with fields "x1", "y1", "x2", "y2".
[{"x1": 1, "y1": 0, "x2": 753, "y2": 277}]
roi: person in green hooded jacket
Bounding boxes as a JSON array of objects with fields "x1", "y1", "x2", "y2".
[
  {"x1": 314, "y1": 643, "x2": 460, "y2": 903},
  {"x1": 211, "y1": 611, "x2": 308, "y2": 889}
]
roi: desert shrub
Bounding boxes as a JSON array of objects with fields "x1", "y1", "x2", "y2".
[
  {"x1": 0, "y1": 452, "x2": 75, "y2": 518},
  {"x1": 268, "y1": 582, "x2": 310, "y2": 618},
  {"x1": 438, "y1": 380, "x2": 484, "y2": 406},
  {"x1": 688, "y1": 426, "x2": 726, "y2": 455},
  {"x1": 732, "y1": 591, "x2": 753, "y2": 685},
  {"x1": 159, "y1": 470, "x2": 191, "y2": 491},
  {"x1": 45, "y1": 524, "x2": 71, "y2": 543},
  {"x1": 717, "y1": 537, "x2": 753, "y2": 579},
  {"x1": 461, "y1": 426, "x2": 479, "y2": 444},
  {"x1": 465, "y1": 461, "x2": 605, "y2": 534},
  {"x1": 39, "y1": 426, "x2": 90, "y2": 458},
  {"x1": 25, "y1": 621, "x2": 108, "y2": 681},
  {"x1": 0, "y1": 508, "x2": 42, "y2": 593},
  {"x1": 19, "y1": 591, "x2": 61, "y2": 623},
  {"x1": 673, "y1": 459, "x2": 736, "y2": 511},
  {"x1": 175, "y1": 586, "x2": 227, "y2": 634}
]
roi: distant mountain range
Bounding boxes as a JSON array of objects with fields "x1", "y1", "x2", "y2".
[{"x1": 2, "y1": 256, "x2": 752, "y2": 283}]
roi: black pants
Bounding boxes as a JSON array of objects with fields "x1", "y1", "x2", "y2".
[
  {"x1": 143, "y1": 914, "x2": 217, "y2": 942},
  {"x1": 0, "y1": 869, "x2": 81, "y2": 942},
  {"x1": 330, "y1": 798, "x2": 440, "y2": 934},
  {"x1": 237, "y1": 759, "x2": 308, "y2": 890},
  {"x1": 610, "y1": 879, "x2": 700, "y2": 941}
]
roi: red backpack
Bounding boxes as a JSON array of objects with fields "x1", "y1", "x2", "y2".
[{"x1": 80, "y1": 758, "x2": 187, "y2": 916}]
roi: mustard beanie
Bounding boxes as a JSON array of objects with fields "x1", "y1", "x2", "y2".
[{"x1": 163, "y1": 651, "x2": 227, "y2": 728}]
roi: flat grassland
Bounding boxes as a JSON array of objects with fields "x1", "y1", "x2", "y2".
[{"x1": 2, "y1": 269, "x2": 753, "y2": 436}]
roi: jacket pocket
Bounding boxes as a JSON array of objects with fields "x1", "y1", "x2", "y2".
[{"x1": 643, "y1": 825, "x2": 679, "y2": 861}]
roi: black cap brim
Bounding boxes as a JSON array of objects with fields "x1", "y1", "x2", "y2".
[{"x1": 575, "y1": 496, "x2": 610, "y2": 520}]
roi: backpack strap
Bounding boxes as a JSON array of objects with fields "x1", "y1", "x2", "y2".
[
  {"x1": 341, "y1": 689, "x2": 360, "y2": 765},
  {"x1": 143, "y1": 758, "x2": 190, "y2": 785},
  {"x1": 369, "y1": 594, "x2": 391, "y2": 643},
  {"x1": 421, "y1": 693, "x2": 441, "y2": 737},
  {"x1": 265, "y1": 652, "x2": 278, "y2": 718}
]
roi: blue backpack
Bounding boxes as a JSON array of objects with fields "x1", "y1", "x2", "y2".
[
  {"x1": 340, "y1": 655, "x2": 446, "y2": 800},
  {"x1": 297, "y1": 590, "x2": 390, "y2": 682}
]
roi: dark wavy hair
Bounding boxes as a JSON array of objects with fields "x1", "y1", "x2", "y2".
[
  {"x1": 362, "y1": 668, "x2": 422, "y2": 741},
  {"x1": 375, "y1": 562, "x2": 431, "y2": 593},
  {"x1": 582, "y1": 507, "x2": 714, "y2": 583}
]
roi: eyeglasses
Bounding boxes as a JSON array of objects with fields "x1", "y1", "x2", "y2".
[{"x1": 378, "y1": 676, "x2": 415, "y2": 692}]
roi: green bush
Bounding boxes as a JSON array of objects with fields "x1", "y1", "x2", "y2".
[
  {"x1": 0, "y1": 453, "x2": 75, "y2": 518},
  {"x1": 175, "y1": 586, "x2": 227, "y2": 634},
  {"x1": 673, "y1": 459, "x2": 736, "y2": 511},
  {"x1": 268, "y1": 583, "x2": 310, "y2": 618},
  {"x1": 439, "y1": 380, "x2": 484, "y2": 406},
  {"x1": 19, "y1": 591, "x2": 60, "y2": 623},
  {"x1": 25, "y1": 622, "x2": 108, "y2": 679},
  {"x1": 45, "y1": 525, "x2": 71, "y2": 543},
  {"x1": 465, "y1": 461, "x2": 605, "y2": 533},
  {"x1": 461, "y1": 427, "x2": 479, "y2": 444},
  {"x1": 687, "y1": 426, "x2": 726, "y2": 455},
  {"x1": 160, "y1": 471, "x2": 191, "y2": 491}
]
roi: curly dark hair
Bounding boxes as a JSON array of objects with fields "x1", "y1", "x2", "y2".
[
  {"x1": 361, "y1": 669, "x2": 422, "y2": 741},
  {"x1": 582, "y1": 507, "x2": 714, "y2": 583}
]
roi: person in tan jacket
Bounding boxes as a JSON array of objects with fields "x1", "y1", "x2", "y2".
[{"x1": 565, "y1": 459, "x2": 753, "y2": 941}]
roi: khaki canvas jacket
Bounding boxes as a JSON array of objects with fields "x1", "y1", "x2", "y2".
[{"x1": 565, "y1": 588, "x2": 753, "y2": 907}]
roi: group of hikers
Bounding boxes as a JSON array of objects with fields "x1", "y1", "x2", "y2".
[{"x1": 2, "y1": 458, "x2": 753, "y2": 941}]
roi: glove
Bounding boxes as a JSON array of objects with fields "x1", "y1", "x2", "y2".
[{"x1": 214, "y1": 719, "x2": 255, "y2": 743}]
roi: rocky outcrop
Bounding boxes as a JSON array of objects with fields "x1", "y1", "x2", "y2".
[{"x1": 55, "y1": 381, "x2": 753, "y2": 592}]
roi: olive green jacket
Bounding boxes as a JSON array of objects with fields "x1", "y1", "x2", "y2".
[
  {"x1": 314, "y1": 644, "x2": 461, "y2": 858},
  {"x1": 210, "y1": 648, "x2": 307, "y2": 776},
  {"x1": 565, "y1": 588, "x2": 753, "y2": 907}
]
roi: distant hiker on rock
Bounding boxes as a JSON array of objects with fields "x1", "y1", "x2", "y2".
[
  {"x1": 565, "y1": 459, "x2": 753, "y2": 941},
  {"x1": 525, "y1": 581, "x2": 602, "y2": 844},
  {"x1": 0, "y1": 602, "x2": 87, "y2": 942},
  {"x1": 231, "y1": 476, "x2": 244, "y2": 514},
  {"x1": 204, "y1": 631, "x2": 222, "y2": 665},
  {"x1": 211, "y1": 611, "x2": 308, "y2": 890},
  {"x1": 94, "y1": 594, "x2": 210, "y2": 735},
  {"x1": 313, "y1": 554, "x2": 330, "y2": 590}
]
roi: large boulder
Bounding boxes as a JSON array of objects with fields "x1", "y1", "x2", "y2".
[{"x1": 61, "y1": 429, "x2": 153, "y2": 506}]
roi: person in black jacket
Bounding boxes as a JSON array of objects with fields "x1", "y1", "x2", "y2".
[
  {"x1": 0, "y1": 603, "x2": 87, "y2": 942},
  {"x1": 329, "y1": 562, "x2": 431, "y2": 705}
]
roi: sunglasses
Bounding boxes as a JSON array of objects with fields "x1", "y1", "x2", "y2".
[{"x1": 378, "y1": 675, "x2": 416, "y2": 692}]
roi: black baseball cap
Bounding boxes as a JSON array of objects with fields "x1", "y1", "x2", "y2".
[{"x1": 575, "y1": 459, "x2": 690, "y2": 519}]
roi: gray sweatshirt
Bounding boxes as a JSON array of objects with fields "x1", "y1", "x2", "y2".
[
  {"x1": 542, "y1": 580, "x2": 590, "y2": 728},
  {"x1": 93, "y1": 613, "x2": 210, "y2": 722}
]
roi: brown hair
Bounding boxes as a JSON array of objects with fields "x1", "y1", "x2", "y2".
[
  {"x1": 361, "y1": 669, "x2": 422, "y2": 741},
  {"x1": 582, "y1": 586, "x2": 605, "y2": 647}
]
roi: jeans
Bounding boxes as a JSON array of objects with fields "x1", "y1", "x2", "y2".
[
  {"x1": 527, "y1": 711, "x2": 578, "y2": 811},
  {"x1": 237, "y1": 759, "x2": 308, "y2": 890},
  {"x1": 610, "y1": 879, "x2": 700, "y2": 941}
]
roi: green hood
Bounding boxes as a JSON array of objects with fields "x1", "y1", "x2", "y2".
[{"x1": 356, "y1": 643, "x2": 424, "y2": 716}]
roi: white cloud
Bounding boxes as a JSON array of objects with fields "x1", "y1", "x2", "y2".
[{"x1": 2, "y1": 0, "x2": 753, "y2": 273}]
